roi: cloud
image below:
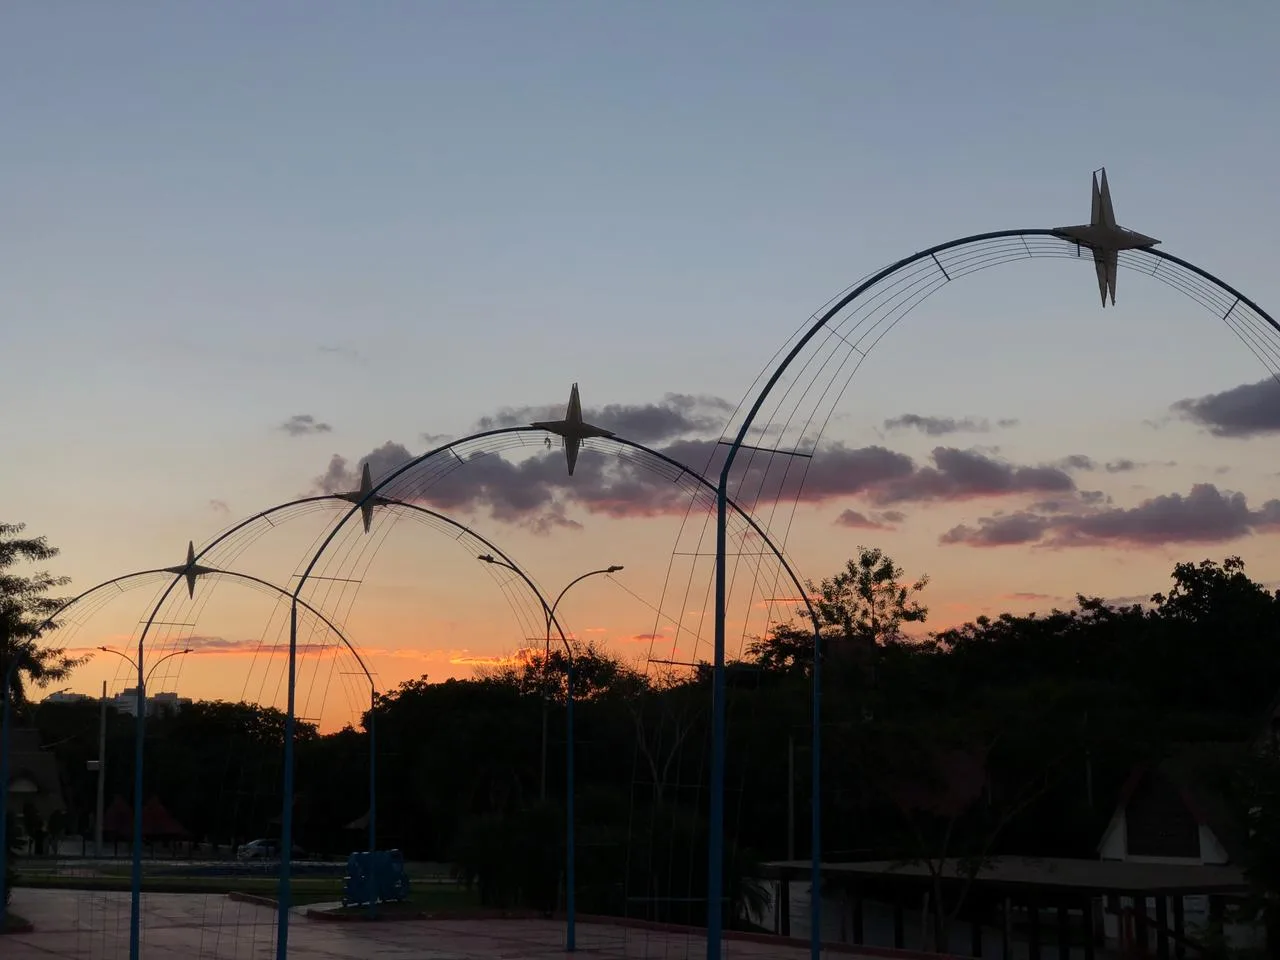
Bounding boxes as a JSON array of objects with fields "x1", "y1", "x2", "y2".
[
  {"x1": 476, "y1": 392, "x2": 734, "y2": 446},
  {"x1": 835, "y1": 509, "x2": 903, "y2": 530},
  {"x1": 208, "y1": 499, "x2": 231, "y2": 515},
  {"x1": 1004, "y1": 591, "x2": 1058, "y2": 602},
  {"x1": 1054, "y1": 454, "x2": 1097, "y2": 471},
  {"x1": 870, "y1": 447, "x2": 1076, "y2": 505},
  {"x1": 1173, "y1": 378, "x2": 1280, "y2": 438},
  {"x1": 310, "y1": 397, "x2": 1106, "y2": 531},
  {"x1": 280, "y1": 414, "x2": 333, "y2": 437},
  {"x1": 941, "y1": 483, "x2": 1280, "y2": 549},
  {"x1": 883, "y1": 414, "x2": 1017, "y2": 436},
  {"x1": 318, "y1": 344, "x2": 366, "y2": 365},
  {"x1": 126, "y1": 636, "x2": 337, "y2": 656}
]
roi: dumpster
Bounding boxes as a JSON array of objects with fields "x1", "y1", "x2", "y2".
[{"x1": 341, "y1": 849, "x2": 410, "y2": 907}]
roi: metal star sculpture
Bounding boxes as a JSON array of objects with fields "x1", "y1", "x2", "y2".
[
  {"x1": 532, "y1": 382, "x2": 614, "y2": 476},
  {"x1": 163, "y1": 541, "x2": 217, "y2": 599},
  {"x1": 1055, "y1": 167, "x2": 1160, "y2": 307},
  {"x1": 337, "y1": 462, "x2": 393, "y2": 534}
]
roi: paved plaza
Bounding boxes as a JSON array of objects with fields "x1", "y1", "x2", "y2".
[{"x1": 4, "y1": 889, "x2": 835, "y2": 960}]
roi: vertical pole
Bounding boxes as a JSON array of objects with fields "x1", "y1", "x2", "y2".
[
  {"x1": 540, "y1": 697, "x2": 549, "y2": 802},
  {"x1": 810, "y1": 622, "x2": 822, "y2": 960},
  {"x1": 276, "y1": 601, "x2": 298, "y2": 960},
  {"x1": 0, "y1": 663, "x2": 13, "y2": 923},
  {"x1": 368, "y1": 685, "x2": 377, "y2": 920},
  {"x1": 542, "y1": 619, "x2": 551, "y2": 804},
  {"x1": 129, "y1": 664, "x2": 145, "y2": 960},
  {"x1": 707, "y1": 486, "x2": 729, "y2": 960},
  {"x1": 565, "y1": 658, "x2": 576, "y2": 952},
  {"x1": 96, "y1": 681, "x2": 107, "y2": 858},
  {"x1": 787, "y1": 735, "x2": 795, "y2": 861}
]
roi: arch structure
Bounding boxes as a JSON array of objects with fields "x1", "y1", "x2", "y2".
[
  {"x1": 271, "y1": 424, "x2": 820, "y2": 959},
  {"x1": 705, "y1": 185, "x2": 1280, "y2": 960}
]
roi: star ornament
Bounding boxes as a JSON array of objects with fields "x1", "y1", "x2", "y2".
[{"x1": 1054, "y1": 168, "x2": 1160, "y2": 307}]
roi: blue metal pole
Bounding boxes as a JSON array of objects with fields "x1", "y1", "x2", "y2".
[
  {"x1": 368, "y1": 686, "x2": 377, "y2": 920},
  {"x1": 0, "y1": 658, "x2": 15, "y2": 924},
  {"x1": 706, "y1": 487, "x2": 729, "y2": 960},
  {"x1": 276, "y1": 600, "x2": 297, "y2": 960},
  {"x1": 810, "y1": 626, "x2": 822, "y2": 960},
  {"x1": 565, "y1": 658, "x2": 576, "y2": 952},
  {"x1": 129, "y1": 660, "x2": 145, "y2": 960}
]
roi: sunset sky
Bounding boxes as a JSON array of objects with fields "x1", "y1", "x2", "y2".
[{"x1": 5, "y1": 3, "x2": 1280, "y2": 731}]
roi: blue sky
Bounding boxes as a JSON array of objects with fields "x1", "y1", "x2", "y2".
[{"x1": 5, "y1": 2, "x2": 1280, "y2": 714}]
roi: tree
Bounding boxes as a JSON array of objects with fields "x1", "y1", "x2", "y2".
[
  {"x1": 0, "y1": 523, "x2": 86, "y2": 708},
  {"x1": 748, "y1": 546, "x2": 929, "y2": 676}
]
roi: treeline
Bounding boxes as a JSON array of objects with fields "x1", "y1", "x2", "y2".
[{"x1": 12, "y1": 545, "x2": 1280, "y2": 934}]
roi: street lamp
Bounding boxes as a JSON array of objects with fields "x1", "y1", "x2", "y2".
[
  {"x1": 96, "y1": 645, "x2": 191, "y2": 947},
  {"x1": 477, "y1": 554, "x2": 622, "y2": 953}
]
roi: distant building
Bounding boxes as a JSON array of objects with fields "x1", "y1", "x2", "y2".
[
  {"x1": 111, "y1": 688, "x2": 192, "y2": 718},
  {"x1": 42, "y1": 691, "x2": 92, "y2": 705},
  {"x1": 1097, "y1": 743, "x2": 1259, "y2": 951}
]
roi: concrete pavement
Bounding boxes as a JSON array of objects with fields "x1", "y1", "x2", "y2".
[{"x1": 3, "y1": 888, "x2": 842, "y2": 959}]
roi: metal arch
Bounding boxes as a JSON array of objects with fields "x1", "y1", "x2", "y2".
[
  {"x1": 119, "y1": 565, "x2": 372, "y2": 960},
  {"x1": 32, "y1": 567, "x2": 372, "y2": 685},
  {"x1": 200, "y1": 568, "x2": 371, "y2": 685},
  {"x1": 279, "y1": 429, "x2": 816, "y2": 637},
  {"x1": 274, "y1": 426, "x2": 820, "y2": 959},
  {"x1": 606, "y1": 435, "x2": 820, "y2": 630},
  {"x1": 34, "y1": 569, "x2": 175, "y2": 638},
  {"x1": 707, "y1": 227, "x2": 1280, "y2": 960}
]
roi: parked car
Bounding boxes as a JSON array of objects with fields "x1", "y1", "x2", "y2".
[{"x1": 236, "y1": 839, "x2": 305, "y2": 860}]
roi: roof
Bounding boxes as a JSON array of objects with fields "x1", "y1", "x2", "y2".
[
  {"x1": 761, "y1": 857, "x2": 1248, "y2": 895},
  {"x1": 1108, "y1": 742, "x2": 1248, "y2": 862},
  {"x1": 5, "y1": 726, "x2": 65, "y2": 819},
  {"x1": 102, "y1": 794, "x2": 190, "y2": 840}
]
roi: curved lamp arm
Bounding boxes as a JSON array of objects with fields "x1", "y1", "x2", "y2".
[
  {"x1": 476, "y1": 554, "x2": 576, "y2": 659},
  {"x1": 97, "y1": 646, "x2": 193, "y2": 688}
]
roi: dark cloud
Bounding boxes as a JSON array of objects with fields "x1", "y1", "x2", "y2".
[
  {"x1": 940, "y1": 512, "x2": 1053, "y2": 547},
  {"x1": 871, "y1": 447, "x2": 1076, "y2": 505},
  {"x1": 310, "y1": 397, "x2": 1117, "y2": 533},
  {"x1": 941, "y1": 483, "x2": 1280, "y2": 549},
  {"x1": 476, "y1": 393, "x2": 734, "y2": 446},
  {"x1": 1054, "y1": 455, "x2": 1096, "y2": 471},
  {"x1": 208, "y1": 499, "x2": 231, "y2": 515},
  {"x1": 883, "y1": 414, "x2": 1017, "y2": 436},
  {"x1": 280, "y1": 414, "x2": 333, "y2": 437},
  {"x1": 1173, "y1": 378, "x2": 1280, "y2": 438},
  {"x1": 835, "y1": 509, "x2": 900, "y2": 530},
  {"x1": 317, "y1": 344, "x2": 366, "y2": 365},
  {"x1": 184, "y1": 635, "x2": 332, "y2": 655}
]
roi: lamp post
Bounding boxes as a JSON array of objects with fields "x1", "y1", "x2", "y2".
[
  {"x1": 96, "y1": 645, "x2": 191, "y2": 959},
  {"x1": 0, "y1": 649, "x2": 29, "y2": 923},
  {"x1": 477, "y1": 555, "x2": 621, "y2": 952}
]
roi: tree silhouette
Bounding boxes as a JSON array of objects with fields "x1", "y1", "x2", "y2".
[{"x1": 0, "y1": 523, "x2": 87, "y2": 709}]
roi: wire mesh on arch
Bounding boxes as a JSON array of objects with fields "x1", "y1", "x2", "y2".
[{"x1": 635, "y1": 230, "x2": 1280, "y2": 946}]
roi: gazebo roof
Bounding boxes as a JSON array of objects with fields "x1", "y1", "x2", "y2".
[
  {"x1": 102, "y1": 794, "x2": 190, "y2": 840},
  {"x1": 762, "y1": 856, "x2": 1248, "y2": 896}
]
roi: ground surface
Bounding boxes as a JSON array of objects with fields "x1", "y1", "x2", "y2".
[{"x1": 4, "y1": 888, "x2": 824, "y2": 959}]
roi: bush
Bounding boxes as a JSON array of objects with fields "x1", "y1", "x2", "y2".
[{"x1": 452, "y1": 802, "x2": 561, "y2": 913}]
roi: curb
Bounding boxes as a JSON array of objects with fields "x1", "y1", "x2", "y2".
[
  {"x1": 1, "y1": 917, "x2": 35, "y2": 936},
  {"x1": 573, "y1": 914, "x2": 968, "y2": 960},
  {"x1": 227, "y1": 892, "x2": 278, "y2": 909},
  {"x1": 306, "y1": 906, "x2": 541, "y2": 924}
]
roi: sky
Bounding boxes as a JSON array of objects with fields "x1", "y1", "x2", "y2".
[{"x1": 4, "y1": 2, "x2": 1280, "y2": 730}]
